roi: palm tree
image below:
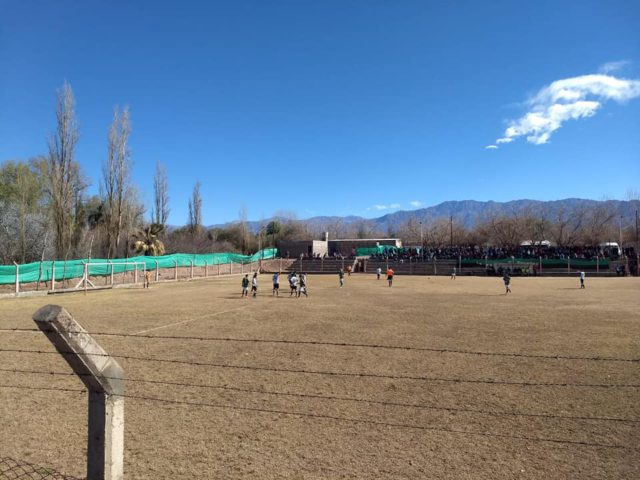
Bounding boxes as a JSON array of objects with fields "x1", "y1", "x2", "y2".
[{"x1": 132, "y1": 223, "x2": 166, "y2": 256}]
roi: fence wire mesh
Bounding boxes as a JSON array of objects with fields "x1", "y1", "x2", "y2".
[{"x1": 0, "y1": 458, "x2": 83, "y2": 480}]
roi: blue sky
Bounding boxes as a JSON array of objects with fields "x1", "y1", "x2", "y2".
[{"x1": 1, "y1": 0, "x2": 639, "y2": 225}]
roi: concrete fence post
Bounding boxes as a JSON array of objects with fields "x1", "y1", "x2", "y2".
[
  {"x1": 204, "y1": 260, "x2": 208, "y2": 277},
  {"x1": 241, "y1": 262, "x2": 244, "y2": 275},
  {"x1": 33, "y1": 305, "x2": 125, "y2": 480},
  {"x1": 217, "y1": 262, "x2": 220, "y2": 276},
  {"x1": 51, "y1": 262, "x2": 56, "y2": 292},
  {"x1": 13, "y1": 261, "x2": 19, "y2": 296},
  {"x1": 174, "y1": 260, "x2": 178, "y2": 281},
  {"x1": 567, "y1": 257, "x2": 570, "y2": 274},
  {"x1": 190, "y1": 260, "x2": 194, "y2": 279},
  {"x1": 596, "y1": 255, "x2": 599, "y2": 274},
  {"x1": 108, "y1": 260, "x2": 114, "y2": 287},
  {"x1": 154, "y1": 260, "x2": 159, "y2": 282}
]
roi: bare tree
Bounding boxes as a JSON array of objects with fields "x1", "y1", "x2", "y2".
[
  {"x1": 46, "y1": 81, "x2": 84, "y2": 259},
  {"x1": 581, "y1": 203, "x2": 617, "y2": 245},
  {"x1": 550, "y1": 206, "x2": 585, "y2": 246},
  {"x1": 152, "y1": 160, "x2": 170, "y2": 226},
  {"x1": 188, "y1": 181, "x2": 203, "y2": 233},
  {"x1": 238, "y1": 204, "x2": 248, "y2": 252},
  {"x1": 102, "y1": 105, "x2": 132, "y2": 257}
]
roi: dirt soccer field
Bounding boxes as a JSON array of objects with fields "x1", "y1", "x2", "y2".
[{"x1": 1, "y1": 274, "x2": 638, "y2": 479}]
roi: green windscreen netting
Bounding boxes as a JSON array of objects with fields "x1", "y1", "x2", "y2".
[
  {"x1": 462, "y1": 258, "x2": 608, "y2": 268},
  {"x1": 0, "y1": 248, "x2": 278, "y2": 285}
]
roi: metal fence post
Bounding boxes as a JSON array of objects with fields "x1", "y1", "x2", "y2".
[
  {"x1": 13, "y1": 261, "x2": 19, "y2": 296},
  {"x1": 567, "y1": 257, "x2": 570, "y2": 274},
  {"x1": 33, "y1": 305, "x2": 125, "y2": 480}
]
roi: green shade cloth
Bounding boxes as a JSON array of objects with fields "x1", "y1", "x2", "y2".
[{"x1": 0, "y1": 248, "x2": 277, "y2": 285}]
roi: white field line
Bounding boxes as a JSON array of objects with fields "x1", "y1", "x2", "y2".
[{"x1": 132, "y1": 306, "x2": 249, "y2": 335}]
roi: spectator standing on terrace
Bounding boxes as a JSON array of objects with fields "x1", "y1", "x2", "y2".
[
  {"x1": 502, "y1": 273, "x2": 511, "y2": 295},
  {"x1": 376, "y1": 267, "x2": 382, "y2": 280},
  {"x1": 241, "y1": 274, "x2": 249, "y2": 298},
  {"x1": 580, "y1": 271, "x2": 586, "y2": 289},
  {"x1": 272, "y1": 272, "x2": 280, "y2": 296},
  {"x1": 339, "y1": 268, "x2": 345, "y2": 288},
  {"x1": 387, "y1": 267, "x2": 394, "y2": 287},
  {"x1": 251, "y1": 272, "x2": 258, "y2": 298}
]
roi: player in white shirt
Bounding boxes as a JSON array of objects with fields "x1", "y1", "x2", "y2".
[{"x1": 580, "y1": 271, "x2": 585, "y2": 289}]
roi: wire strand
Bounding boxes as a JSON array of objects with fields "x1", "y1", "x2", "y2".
[
  {"x1": 2, "y1": 327, "x2": 637, "y2": 363},
  {"x1": 2, "y1": 347, "x2": 638, "y2": 388},
  {"x1": 0, "y1": 384, "x2": 632, "y2": 450},
  {"x1": 1, "y1": 367, "x2": 637, "y2": 423}
]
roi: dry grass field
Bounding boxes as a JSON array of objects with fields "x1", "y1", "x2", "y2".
[{"x1": 1, "y1": 274, "x2": 639, "y2": 479}]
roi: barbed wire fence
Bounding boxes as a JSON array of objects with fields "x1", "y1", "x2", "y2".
[
  {"x1": 0, "y1": 457, "x2": 83, "y2": 480},
  {"x1": 1, "y1": 309, "x2": 639, "y2": 479}
]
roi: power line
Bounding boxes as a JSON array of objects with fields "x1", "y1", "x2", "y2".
[
  {"x1": 1, "y1": 348, "x2": 638, "y2": 388},
  {"x1": 2, "y1": 367, "x2": 637, "y2": 423},
  {"x1": 0, "y1": 384, "x2": 632, "y2": 450},
  {"x1": 2, "y1": 327, "x2": 637, "y2": 363}
]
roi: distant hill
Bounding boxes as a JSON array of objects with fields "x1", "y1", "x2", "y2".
[{"x1": 208, "y1": 198, "x2": 640, "y2": 234}]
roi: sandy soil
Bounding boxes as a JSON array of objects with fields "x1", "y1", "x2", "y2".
[{"x1": 1, "y1": 274, "x2": 638, "y2": 479}]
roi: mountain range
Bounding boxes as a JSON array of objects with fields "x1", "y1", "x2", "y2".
[{"x1": 210, "y1": 198, "x2": 640, "y2": 234}]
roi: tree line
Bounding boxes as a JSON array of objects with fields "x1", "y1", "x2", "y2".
[{"x1": 1, "y1": 83, "x2": 638, "y2": 265}]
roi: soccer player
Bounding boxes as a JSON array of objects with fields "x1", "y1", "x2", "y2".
[
  {"x1": 386, "y1": 267, "x2": 394, "y2": 287},
  {"x1": 338, "y1": 268, "x2": 345, "y2": 287},
  {"x1": 272, "y1": 272, "x2": 280, "y2": 296},
  {"x1": 502, "y1": 273, "x2": 511, "y2": 295},
  {"x1": 289, "y1": 273, "x2": 298, "y2": 296},
  {"x1": 580, "y1": 271, "x2": 586, "y2": 289},
  {"x1": 251, "y1": 272, "x2": 258, "y2": 298},
  {"x1": 451, "y1": 266, "x2": 456, "y2": 280},
  {"x1": 241, "y1": 274, "x2": 249, "y2": 298},
  {"x1": 376, "y1": 267, "x2": 382, "y2": 280},
  {"x1": 144, "y1": 269, "x2": 152, "y2": 288},
  {"x1": 298, "y1": 273, "x2": 308, "y2": 297}
]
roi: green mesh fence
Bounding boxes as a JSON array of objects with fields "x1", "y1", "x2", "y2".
[
  {"x1": 0, "y1": 248, "x2": 277, "y2": 285},
  {"x1": 462, "y1": 258, "x2": 608, "y2": 268}
]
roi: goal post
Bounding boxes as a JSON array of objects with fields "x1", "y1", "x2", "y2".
[{"x1": 72, "y1": 261, "x2": 147, "y2": 292}]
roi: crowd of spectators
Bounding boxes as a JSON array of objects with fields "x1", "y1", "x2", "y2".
[{"x1": 367, "y1": 244, "x2": 633, "y2": 262}]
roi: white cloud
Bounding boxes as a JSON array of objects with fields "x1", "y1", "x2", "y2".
[
  {"x1": 409, "y1": 200, "x2": 423, "y2": 207},
  {"x1": 599, "y1": 60, "x2": 631, "y2": 74},
  {"x1": 485, "y1": 145, "x2": 498, "y2": 150},
  {"x1": 492, "y1": 73, "x2": 640, "y2": 146},
  {"x1": 370, "y1": 203, "x2": 401, "y2": 211}
]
